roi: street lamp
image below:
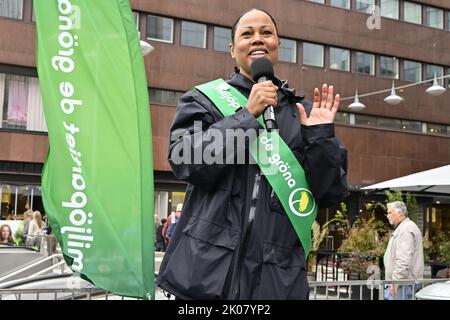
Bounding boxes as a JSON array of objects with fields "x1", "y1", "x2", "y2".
[
  {"x1": 348, "y1": 66, "x2": 366, "y2": 111},
  {"x1": 342, "y1": 74, "x2": 450, "y2": 109},
  {"x1": 426, "y1": 73, "x2": 447, "y2": 96},
  {"x1": 425, "y1": 43, "x2": 446, "y2": 96},
  {"x1": 137, "y1": 31, "x2": 154, "y2": 56},
  {"x1": 384, "y1": 81, "x2": 403, "y2": 105},
  {"x1": 348, "y1": 90, "x2": 366, "y2": 111},
  {"x1": 140, "y1": 40, "x2": 154, "y2": 56}
]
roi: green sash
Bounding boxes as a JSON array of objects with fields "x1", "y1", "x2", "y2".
[{"x1": 195, "y1": 79, "x2": 317, "y2": 257}]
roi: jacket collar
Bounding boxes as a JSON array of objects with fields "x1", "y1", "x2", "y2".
[
  {"x1": 393, "y1": 217, "x2": 410, "y2": 235},
  {"x1": 227, "y1": 70, "x2": 255, "y2": 93},
  {"x1": 227, "y1": 70, "x2": 305, "y2": 101}
]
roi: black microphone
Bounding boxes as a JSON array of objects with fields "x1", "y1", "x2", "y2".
[{"x1": 250, "y1": 57, "x2": 278, "y2": 131}]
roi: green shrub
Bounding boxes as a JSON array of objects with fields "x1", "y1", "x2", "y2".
[{"x1": 338, "y1": 213, "x2": 389, "y2": 278}]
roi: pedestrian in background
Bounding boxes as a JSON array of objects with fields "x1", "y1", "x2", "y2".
[
  {"x1": 384, "y1": 201, "x2": 424, "y2": 300},
  {"x1": 25, "y1": 210, "x2": 44, "y2": 247},
  {"x1": 156, "y1": 218, "x2": 167, "y2": 252}
]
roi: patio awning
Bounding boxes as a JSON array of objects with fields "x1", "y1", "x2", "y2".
[{"x1": 361, "y1": 164, "x2": 450, "y2": 194}]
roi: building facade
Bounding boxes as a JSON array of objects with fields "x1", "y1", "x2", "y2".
[{"x1": 1, "y1": 0, "x2": 449, "y2": 245}]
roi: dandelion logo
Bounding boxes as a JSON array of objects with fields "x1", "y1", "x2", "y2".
[{"x1": 288, "y1": 188, "x2": 315, "y2": 217}]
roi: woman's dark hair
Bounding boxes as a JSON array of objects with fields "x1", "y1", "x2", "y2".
[{"x1": 231, "y1": 8, "x2": 278, "y2": 44}]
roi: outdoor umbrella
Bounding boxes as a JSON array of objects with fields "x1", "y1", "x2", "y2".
[{"x1": 362, "y1": 164, "x2": 450, "y2": 194}]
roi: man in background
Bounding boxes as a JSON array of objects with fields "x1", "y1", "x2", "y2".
[
  {"x1": 384, "y1": 201, "x2": 424, "y2": 300},
  {"x1": 156, "y1": 218, "x2": 167, "y2": 252}
]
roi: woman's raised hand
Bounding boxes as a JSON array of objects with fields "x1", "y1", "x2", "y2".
[{"x1": 296, "y1": 84, "x2": 340, "y2": 126}]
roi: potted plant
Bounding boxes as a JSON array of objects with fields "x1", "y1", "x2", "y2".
[
  {"x1": 336, "y1": 211, "x2": 388, "y2": 300},
  {"x1": 307, "y1": 220, "x2": 329, "y2": 281},
  {"x1": 429, "y1": 231, "x2": 450, "y2": 278},
  {"x1": 338, "y1": 212, "x2": 389, "y2": 280},
  {"x1": 338, "y1": 190, "x2": 420, "y2": 279}
]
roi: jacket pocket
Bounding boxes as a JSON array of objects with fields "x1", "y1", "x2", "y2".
[
  {"x1": 258, "y1": 242, "x2": 308, "y2": 300},
  {"x1": 184, "y1": 216, "x2": 239, "y2": 249},
  {"x1": 163, "y1": 216, "x2": 239, "y2": 299},
  {"x1": 269, "y1": 189, "x2": 286, "y2": 215}
]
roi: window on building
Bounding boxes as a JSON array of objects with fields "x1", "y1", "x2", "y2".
[
  {"x1": 330, "y1": 47, "x2": 349, "y2": 71},
  {"x1": 149, "y1": 88, "x2": 184, "y2": 105},
  {"x1": 213, "y1": 26, "x2": 231, "y2": 52},
  {"x1": 334, "y1": 112, "x2": 351, "y2": 124},
  {"x1": 403, "y1": 60, "x2": 421, "y2": 82},
  {"x1": 427, "y1": 123, "x2": 446, "y2": 135},
  {"x1": 302, "y1": 42, "x2": 324, "y2": 67},
  {"x1": 424, "y1": 205, "x2": 450, "y2": 251},
  {"x1": 181, "y1": 21, "x2": 206, "y2": 48},
  {"x1": 425, "y1": 64, "x2": 444, "y2": 86},
  {"x1": 381, "y1": 0, "x2": 399, "y2": 19},
  {"x1": 154, "y1": 191, "x2": 169, "y2": 221},
  {"x1": 354, "y1": 114, "x2": 376, "y2": 127},
  {"x1": 155, "y1": 190, "x2": 187, "y2": 222},
  {"x1": 447, "y1": 67, "x2": 450, "y2": 89},
  {"x1": 330, "y1": 0, "x2": 350, "y2": 9},
  {"x1": 279, "y1": 38, "x2": 296, "y2": 63},
  {"x1": 380, "y1": 56, "x2": 398, "y2": 79},
  {"x1": 425, "y1": 7, "x2": 443, "y2": 29},
  {"x1": 146, "y1": 15, "x2": 173, "y2": 43},
  {"x1": 170, "y1": 192, "x2": 186, "y2": 213},
  {"x1": 421, "y1": 123, "x2": 427, "y2": 133},
  {"x1": 133, "y1": 11, "x2": 139, "y2": 29},
  {"x1": 447, "y1": 11, "x2": 450, "y2": 31},
  {"x1": 341, "y1": 113, "x2": 449, "y2": 136},
  {"x1": 403, "y1": 1, "x2": 421, "y2": 24},
  {"x1": 355, "y1": 0, "x2": 375, "y2": 13},
  {"x1": 356, "y1": 52, "x2": 375, "y2": 75},
  {"x1": 377, "y1": 117, "x2": 401, "y2": 130},
  {"x1": 0, "y1": 0, "x2": 22, "y2": 19},
  {"x1": 16, "y1": 186, "x2": 29, "y2": 218},
  {"x1": 0, "y1": 184, "x2": 44, "y2": 220},
  {"x1": 401, "y1": 120, "x2": 422, "y2": 133},
  {"x1": 0, "y1": 73, "x2": 47, "y2": 132},
  {"x1": 307, "y1": 0, "x2": 325, "y2": 3}
]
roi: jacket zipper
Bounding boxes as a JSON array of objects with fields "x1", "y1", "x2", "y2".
[{"x1": 233, "y1": 171, "x2": 261, "y2": 299}]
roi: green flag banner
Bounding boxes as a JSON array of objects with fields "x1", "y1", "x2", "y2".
[{"x1": 34, "y1": 0, "x2": 154, "y2": 299}]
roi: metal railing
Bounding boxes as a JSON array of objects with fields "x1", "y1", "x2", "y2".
[
  {"x1": 0, "y1": 287, "x2": 162, "y2": 300},
  {"x1": 0, "y1": 254, "x2": 65, "y2": 284},
  {"x1": 310, "y1": 250, "x2": 386, "y2": 282},
  {"x1": 0, "y1": 288, "x2": 109, "y2": 300},
  {"x1": 25, "y1": 234, "x2": 59, "y2": 255},
  {"x1": 1, "y1": 248, "x2": 447, "y2": 300},
  {"x1": 312, "y1": 251, "x2": 351, "y2": 282},
  {"x1": 309, "y1": 278, "x2": 450, "y2": 300},
  {"x1": 1, "y1": 279, "x2": 448, "y2": 300}
]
